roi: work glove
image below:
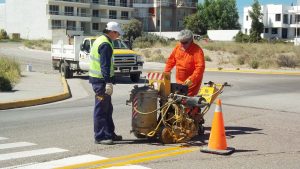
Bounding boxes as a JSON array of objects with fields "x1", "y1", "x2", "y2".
[
  {"x1": 105, "y1": 83, "x2": 113, "y2": 96},
  {"x1": 184, "y1": 79, "x2": 193, "y2": 87}
]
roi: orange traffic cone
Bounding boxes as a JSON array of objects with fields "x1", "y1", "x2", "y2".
[{"x1": 200, "y1": 99, "x2": 235, "y2": 155}]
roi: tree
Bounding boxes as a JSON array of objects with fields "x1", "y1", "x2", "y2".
[
  {"x1": 249, "y1": 0, "x2": 264, "y2": 42},
  {"x1": 184, "y1": 12, "x2": 207, "y2": 35},
  {"x1": 184, "y1": 0, "x2": 240, "y2": 35},
  {"x1": 122, "y1": 19, "x2": 143, "y2": 41}
]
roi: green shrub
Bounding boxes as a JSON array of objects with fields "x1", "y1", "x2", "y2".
[
  {"x1": 205, "y1": 55, "x2": 212, "y2": 62},
  {"x1": 0, "y1": 29, "x2": 9, "y2": 40},
  {"x1": 234, "y1": 31, "x2": 250, "y2": 43},
  {"x1": 0, "y1": 56, "x2": 21, "y2": 91},
  {"x1": 249, "y1": 59, "x2": 259, "y2": 69},
  {"x1": 133, "y1": 33, "x2": 171, "y2": 48}
]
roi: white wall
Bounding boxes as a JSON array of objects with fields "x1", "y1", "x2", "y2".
[
  {"x1": 207, "y1": 30, "x2": 239, "y2": 41},
  {"x1": 149, "y1": 31, "x2": 181, "y2": 40},
  {"x1": 5, "y1": 0, "x2": 51, "y2": 39}
]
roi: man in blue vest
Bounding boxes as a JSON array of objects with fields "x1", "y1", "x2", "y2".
[{"x1": 89, "y1": 22, "x2": 124, "y2": 145}]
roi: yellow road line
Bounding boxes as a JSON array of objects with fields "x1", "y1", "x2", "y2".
[
  {"x1": 94, "y1": 147, "x2": 200, "y2": 169},
  {"x1": 57, "y1": 146, "x2": 184, "y2": 169}
]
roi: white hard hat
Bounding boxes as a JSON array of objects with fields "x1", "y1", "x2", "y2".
[{"x1": 106, "y1": 22, "x2": 124, "y2": 36}]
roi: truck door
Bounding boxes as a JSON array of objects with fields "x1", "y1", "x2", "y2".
[{"x1": 79, "y1": 39, "x2": 91, "y2": 71}]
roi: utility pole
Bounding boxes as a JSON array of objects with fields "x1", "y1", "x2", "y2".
[{"x1": 160, "y1": 0, "x2": 162, "y2": 36}]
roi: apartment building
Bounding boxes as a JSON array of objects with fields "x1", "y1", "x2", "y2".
[
  {"x1": 0, "y1": 0, "x2": 134, "y2": 39},
  {"x1": 133, "y1": 0, "x2": 197, "y2": 32},
  {"x1": 243, "y1": 4, "x2": 300, "y2": 40}
]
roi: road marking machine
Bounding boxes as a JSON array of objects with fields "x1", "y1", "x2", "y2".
[{"x1": 126, "y1": 72, "x2": 230, "y2": 144}]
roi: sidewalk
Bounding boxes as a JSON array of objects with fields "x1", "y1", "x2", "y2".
[{"x1": 0, "y1": 71, "x2": 70, "y2": 110}]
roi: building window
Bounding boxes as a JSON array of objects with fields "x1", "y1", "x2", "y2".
[
  {"x1": 120, "y1": 0, "x2": 127, "y2": 7},
  {"x1": 51, "y1": 20, "x2": 62, "y2": 29},
  {"x1": 296, "y1": 15, "x2": 300, "y2": 23},
  {"x1": 246, "y1": 15, "x2": 248, "y2": 21},
  {"x1": 275, "y1": 14, "x2": 281, "y2": 21},
  {"x1": 92, "y1": 0, "x2": 99, "y2": 3},
  {"x1": 121, "y1": 11, "x2": 128, "y2": 20},
  {"x1": 65, "y1": 6, "x2": 74, "y2": 16},
  {"x1": 157, "y1": 20, "x2": 160, "y2": 27},
  {"x1": 290, "y1": 15, "x2": 293, "y2": 24},
  {"x1": 49, "y1": 5, "x2": 59, "y2": 15},
  {"x1": 93, "y1": 10, "x2": 99, "y2": 17},
  {"x1": 108, "y1": 0, "x2": 115, "y2": 6},
  {"x1": 245, "y1": 29, "x2": 247, "y2": 34},
  {"x1": 283, "y1": 14, "x2": 288, "y2": 24},
  {"x1": 272, "y1": 28, "x2": 278, "y2": 34},
  {"x1": 92, "y1": 23, "x2": 99, "y2": 30},
  {"x1": 67, "y1": 21, "x2": 76, "y2": 30},
  {"x1": 264, "y1": 28, "x2": 269, "y2": 33},
  {"x1": 109, "y1": 10, "x2": 117, "y2": 19}
]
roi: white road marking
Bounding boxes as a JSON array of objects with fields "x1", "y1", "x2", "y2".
[
  {"x1": 0, "y1": 148, "x2": 68, "y2": 161},
  {"x1": 0, "y1": 142, "x2": 36, "y2": 150},
  {"x1": 106, "y1": 165, "x2": 152, "y2": 169},
  {"x1": 8, "y1": 154, "x2": 107, "y2": 169}
]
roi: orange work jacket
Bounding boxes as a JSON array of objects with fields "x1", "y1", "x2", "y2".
[{"x1": 164, "y1": 42, "x2": 205, "y2": 96}]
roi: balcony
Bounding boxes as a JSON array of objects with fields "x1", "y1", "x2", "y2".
[
  {"x1": 48, "y1": 0, "x2": 91, "y2": 8},
  {"x1": 50, "y1": 0, "x2": 90, "y2": 3},
  {"x1": 48, "y1": 11, "x2": 91, "y2": 22},
  {"x1": 92, "y1": 1, "x2": 133, "y2": 7}
]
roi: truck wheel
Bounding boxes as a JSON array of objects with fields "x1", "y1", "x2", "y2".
[
  {"x1": 60, "y1": 63, "x2": 71, "y2": 79},
  {"x1": 130, "y1": 74, "x2": 140, "y2": 83}
]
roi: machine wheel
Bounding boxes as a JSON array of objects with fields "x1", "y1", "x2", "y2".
[
  {"x1": 161, "y1": 127, "x2": 174, "y2": 144},
  {"x1": 130, "y1": 73, "x2": 140, "y2": 83},
  {"x1": 198, "y1": 125, "x2": 205, "y2": 135},
  {"x1": 133, "y1": 132, "x2": 146, "y2": 139}
]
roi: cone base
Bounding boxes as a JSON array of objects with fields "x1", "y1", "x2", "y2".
[{"x1": 200, "y1": 146, "x2": 235, "y2": 155}]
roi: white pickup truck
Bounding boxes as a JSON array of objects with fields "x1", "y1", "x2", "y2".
[{"x1": 51, "y1": 36, "x2": 143, "y2": 82}]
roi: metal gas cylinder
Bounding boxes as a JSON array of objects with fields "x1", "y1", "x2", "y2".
[{"x1": 129, "y1": 85, "x2": 158, "y2": 138}]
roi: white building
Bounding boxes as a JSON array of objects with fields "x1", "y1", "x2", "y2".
[
  {"x1": 243, "y1": 4, "x2": 300, "y2": 40},
  {"x1": 0, "y1": 0, "x2": 134, "y2": 39},
  {"x1": 0, "y1": 0, "x2": 197, "y2": 40}
]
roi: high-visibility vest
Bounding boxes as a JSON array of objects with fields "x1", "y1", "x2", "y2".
[{"x1": 89, "y1": 35, "x2": 114, "y2": 79}]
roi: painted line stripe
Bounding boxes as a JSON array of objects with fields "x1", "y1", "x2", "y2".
[
  {"x1": 57, "y1": 146, "x2": 182, "y2": 169},
  {"x1": 0, "y1": 137, "x2": 8, "y2": 141},
  {"x1": 0, "y1": 142, "x2": 36, "y2": 150},
  {"x1": 94, "y1": 148, "x2": 200, "y2": 169},
  {"x1": 105, "y1": 165, "x2": 151, "y2": 169},
  {"x1": 11, "y1": 154, "x2": 107, "y2": 169},
  {"x1": 0, "y1": 148, "x2": 68, "y2": 161}
]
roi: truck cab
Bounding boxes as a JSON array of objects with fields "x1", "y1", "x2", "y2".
[
  {"x1": 52, "y1": 36, "x2": 143, "y2": 82},
  {"x1": 79, "y1": 37, "x2": 143, "y2": 82}
]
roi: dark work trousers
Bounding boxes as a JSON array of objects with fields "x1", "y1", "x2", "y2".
[{"x1": 92, "y1": 83, "x2": 115, "y2": 141}]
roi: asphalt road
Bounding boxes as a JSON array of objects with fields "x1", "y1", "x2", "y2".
[{"x1": 0, "y1": 43, "x2": 299, "y2": 169}]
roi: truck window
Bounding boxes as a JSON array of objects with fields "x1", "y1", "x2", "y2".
[
  {"x1": 90, "y1": 39, "x2": 129, "y2": 50},
  {"x1": 83, "y1": 40, "x2": 91, "y2": 52}
]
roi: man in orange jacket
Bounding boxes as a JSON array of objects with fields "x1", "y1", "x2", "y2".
[{"x1": 164, "y1": 30, "x2": 205, "y2": 96}]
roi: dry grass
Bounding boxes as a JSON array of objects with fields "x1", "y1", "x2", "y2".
[
  {"x1": 198, "y1": 41, "x2": 299, "y2": 69},
  {"x1": 23, "y1": 39, "x2": 51, "y2": 51}
]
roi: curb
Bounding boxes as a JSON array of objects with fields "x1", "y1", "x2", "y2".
[
  {"x1": 205, "y1": 68, "x2": 300, "y2": 76},
  {"x1": 0, "y1": 77, "x2": 71, "y2": 110}
]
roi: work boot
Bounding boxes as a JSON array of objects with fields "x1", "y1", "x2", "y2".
[
  {"x1": 94, "y1": 139, "x2": 114, "y2": 145},
  {"x1": 112, "y1": 134, "x2": 123, "y2": 141}
]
